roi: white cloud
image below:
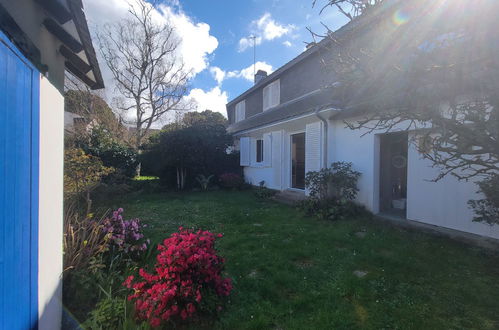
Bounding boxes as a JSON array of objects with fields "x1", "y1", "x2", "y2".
[
  {"x1": 82, "y1": 0, "x2": 218, "y2": 92},
  {"x1": 187, "y1": 87, "x2": 229, "y2": 116},
  {"x1": 238, "y1": 13, "x2": 295, "y2": 52},
  {"x1": 226, "y1": 61, "x2": 274, "y2": 82},
  {"x1": 209, "y1": 67, "x2": 226, "y2": 85},
  {"x1": 283, "y1": 40, "x2": 292, "y2": 47}
]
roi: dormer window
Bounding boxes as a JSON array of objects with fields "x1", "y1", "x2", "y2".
[
  {"x1": 263, "y1": 79, "x2": 280, "y2": 111},
  {"x1": 235, "y1": 100, "x2": 245, "y2": 122}
]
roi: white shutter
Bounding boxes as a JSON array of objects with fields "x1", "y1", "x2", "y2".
[
  {"x1": 305, "y1": 121, "x2": 323, "y2": 175},
  {"x1": 235, "y1": 100, "x2": 245, "y2": 122},
  {"x1": 263, "y1": 86, "x2": 270, "y2": 110},
  {"x1": 271, "y1": 130, "x2": 282, "y2": 188},
  {"x1": 271, "y1": 80, "x2": 280, "y2": 108},
  {"x1": 240, "y1": 137, "x2": 250, "y2": 166},
  {"x1": 263, "y1": 133, "x2": 272, "y2": 167},
  {"x1": 250, "y1": 138, "x2": 257, "y2": 166}
]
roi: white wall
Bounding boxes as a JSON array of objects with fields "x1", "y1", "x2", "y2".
[
  {"x1": 38, "y1": 76, "x2": 64, "y2": 330},
  {"x1": 330, "y1": 119, "x2": 378, "y2": 211},
  {"x1": 407, "y1": 134, "x2": 499, "y2": 239}
]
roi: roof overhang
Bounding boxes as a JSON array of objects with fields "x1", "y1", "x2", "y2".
[{"x1": 1, "y1": 0, "x2": 104, "y2": 89}]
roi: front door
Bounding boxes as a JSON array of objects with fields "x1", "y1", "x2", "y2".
[
  {"x1": 0, "y1": 31, "x2": 39, "y2": 329},
  {"x1": 291, "y1": 133, "x2": 305, "y2": 189},
  {"x1": 379, "y1": 132, "x2": 408, "y2": 216}
]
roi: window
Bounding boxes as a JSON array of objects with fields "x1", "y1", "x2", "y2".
[
  {"x1": 256, "y1": 139, "x2": 264, "y2": 163},
  {"x1": 235, "y1": 100, "x2": 245, "y2": 122},
  {"x1": 263, "y1": 79, "x2": 280, "y2": 111}
]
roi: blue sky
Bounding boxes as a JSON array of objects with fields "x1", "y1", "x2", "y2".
[{"x1": 83, "y1": 0, "x2": 349, "y2": 117}]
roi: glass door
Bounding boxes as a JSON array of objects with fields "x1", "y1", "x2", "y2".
[{"x1": 291, "y1": 133, "x2": 306, "y2": 189}]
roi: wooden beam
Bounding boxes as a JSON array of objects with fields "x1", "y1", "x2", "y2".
[
  {"x1": 65, "y1": 61, "x2": 97, "y2": 89},
  {"x1": 43, "y1": 18, "x2": 82, "y2": 53},
  {"x1": 59, "y1": 44, "x2": 91, "y2": 73},
  {"x1": 34, "y1": 0, "x2": 72, "y2": 25}
]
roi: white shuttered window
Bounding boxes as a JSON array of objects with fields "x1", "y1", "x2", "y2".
[
  {"x1": 240, "y1": 137, "x2": 250, "y2": 166},
  {"x1": 235, "y1": 100, "x2": 245, "y2": 122},
  {"x1": 263, "y1": 80, "x2": 280, "y2": 111}
]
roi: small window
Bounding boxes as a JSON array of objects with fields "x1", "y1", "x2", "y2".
[
  {"x1": 256, "y1": 139, "x2": 264, "y2": 163},
  {"x1": 235, "y1": 100, "x2": 245, "y2": 122},
  {"x1": 263, "y1": 79, "x2": 280, "y2": 111}
]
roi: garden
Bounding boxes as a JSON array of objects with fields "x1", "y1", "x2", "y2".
[{"x1": 64, "y1": 188, "x2": 499, "y2": 329}]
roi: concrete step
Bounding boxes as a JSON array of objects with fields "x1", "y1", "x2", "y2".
[{"x1": 273, "y1": 189, "x2": 307, "y2": 205}]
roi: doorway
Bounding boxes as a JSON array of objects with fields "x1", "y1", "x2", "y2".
[
  {"x1": 291, "y1": 133, "x2": 306, "y2": 189},
  {"x1": 379, "y1": 132, "x2": 408, "y2": 216}
]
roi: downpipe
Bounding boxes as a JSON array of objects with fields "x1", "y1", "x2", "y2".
[{"x1": 314, "y1": 107, "x2": 329, "y2": 169}]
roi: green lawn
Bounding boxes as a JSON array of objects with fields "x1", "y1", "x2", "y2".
[{"x1": 104, "y1": 190, "x2": 499, "y2": 329}]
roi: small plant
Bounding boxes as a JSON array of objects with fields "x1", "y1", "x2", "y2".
[
  {"x1": 103, "y1": 208, "x2": 149, "y2": 256},
  {"x1": 123, "y1": 228, "x2": 232, "y2": 327},
  {"x1": 301, "y1": 162, "x2": 367, "y2": 220},
  {"x1": 219, "y1": 172, "x2": 244, "y2": 190},
  {"x1": 254, "y1": 181, "x2": 277, "y2": 200},
  {"x1": 196, "y1": 174, "x2": 214, "y2": 191},
  {"x1": 63, "y1": 205, "x2": 110, "y2": 274}
]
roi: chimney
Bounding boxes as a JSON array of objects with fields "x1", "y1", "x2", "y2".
[{"x1": 254, "y1": 70, "x2": 267, "y2": 84}]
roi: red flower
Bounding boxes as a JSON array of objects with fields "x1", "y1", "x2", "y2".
[{"x1": 123, "y1": 227, "x2": 232, "y2": 327}]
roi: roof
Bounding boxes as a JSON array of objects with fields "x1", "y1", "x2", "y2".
[
  {"x1": 227, "y1": 0, "x2": 402, "y2": 133},
  {"x1": 226, "y1": 0, "x2": 401, "y2": 108},
  {"x1": 0, "y1": 0, "x2": 104, "y2": 89},
  {"x1": 228, "y1": 86, "x2": 343, "y2": 134}
]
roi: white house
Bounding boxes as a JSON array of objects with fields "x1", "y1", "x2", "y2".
[
  {"x1": 0, "y1": 0, "x2": 103, "y2": 329},
  {"x1": 226, "y1": 0, "x2": 499, "y2": 240}
]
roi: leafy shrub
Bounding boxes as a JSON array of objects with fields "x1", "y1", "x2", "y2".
[
  {"x1": 469, "y1": 174, "x2": 499, "y2": 225},
  {"x1": 64, "y1": 148, "x2": 114, "y2": 214},
  {"x1": 83, "y1": 296, "x2": 127, "y2": 329},
  {"x1": 79, "y1": 127, "x2": 138, "y2": 178},
  {"x1": 219, "y1": 173, "x2": 244, "y2": 190},
  {"x1": 254, "y1": 181, "x2": 277, "y2": 200},
  {"x1": 123, "y1": 228, "x2": 232, "y2": 327},
  {"x1": 301, "y1": 162, "x2": 367, "y2": 220},
  {"x1": 103, "y1": 208, "x2": 149, "y2": 256}
]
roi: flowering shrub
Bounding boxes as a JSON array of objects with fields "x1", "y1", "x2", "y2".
[
  {"x1": 123, "y1": 228, "x2": 232, "y2": 327},
  {"x1": 103, "y1": 208, "x2": 149, "y2": 255},
  {"x1": 219, "y1": 172, "x2": 244, "y2": 189}
]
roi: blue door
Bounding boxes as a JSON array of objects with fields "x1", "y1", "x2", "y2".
[{"x1": 0, "y1": 31, "x2": 39, "y2": 329}]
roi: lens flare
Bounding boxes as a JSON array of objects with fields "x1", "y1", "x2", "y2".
[{"x1": 392, "y1": 9, "x2": 410, "y2": 26}]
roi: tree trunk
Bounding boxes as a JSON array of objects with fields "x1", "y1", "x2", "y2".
[{"x1": 85, "y1": 190, "x2": 92, "y2": 215}]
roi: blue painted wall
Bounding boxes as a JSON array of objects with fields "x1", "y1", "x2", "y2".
[{"x1": 0, "y1": 31, "x2": 39, "y2": 329}]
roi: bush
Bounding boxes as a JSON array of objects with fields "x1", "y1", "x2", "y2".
[
  {"x1": 301, "y1": 162, "x2": 368, "y2": 220},
  {"x1": 79, "y1": 127, "x2": 138, "y2": 178},
  {"x1": 254, "y1": 181, "x2": 277, "y2": 200},
  {"x1": 123, "y1": 228, "x2": 232, "y2": 327},
  {"x1": 103, "y1": 208, "x2": 149, "y2": 256},
  {"x1": 219, "y1": 173, "x2": 244, "y2": 190},
  {"x1": 469, "y1": 174, "x2": 499, "y2": 225}
]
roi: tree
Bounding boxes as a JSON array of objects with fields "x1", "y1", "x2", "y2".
[
  {"x1": 314, "y1": 0, "x2": 499, "y2": 223},
  {"x1": 142, "y1": 113, "x2": 237, "y2": 190},
  {"x1": 313, "y1": 0, "x2": 384, "y2": 20},
  {"x1": 98, "y1": 0, "x2": 191, "y2": 174}
]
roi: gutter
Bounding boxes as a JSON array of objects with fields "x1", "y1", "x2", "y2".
[{"x1": 314, "y1": 106, "x2": 329, "y2": 169}]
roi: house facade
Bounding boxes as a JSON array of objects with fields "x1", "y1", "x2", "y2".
[
  {"x1": 226, "y1": 2, "x2": 499, "y2": 240},
  {"x1": 0, "y1": 0, "x2": 103, "y2": 329}
]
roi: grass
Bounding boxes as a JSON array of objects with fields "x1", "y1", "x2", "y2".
[{"x1": 102, "y1": 190, "x2": 499, "y2": 329}]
